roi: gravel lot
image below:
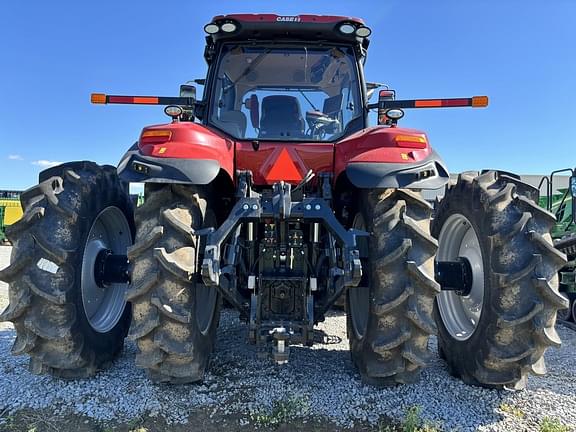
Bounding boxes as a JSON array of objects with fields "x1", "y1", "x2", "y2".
[{"x1": 0, "y1": 244, "x2": 575, "y2": 431}]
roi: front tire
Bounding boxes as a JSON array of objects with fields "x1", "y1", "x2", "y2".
[
  {"x1": 0, "y1": 162, "x2": 134, "y2": 378},
  {"x1": 127, "y1": 184, "x2": 220, "y2": 383},
  {"x1": 431, "y1": 171, "x2": 568, "y2": 389}
]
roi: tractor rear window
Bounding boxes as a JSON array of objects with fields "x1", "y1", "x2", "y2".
[{"x1": 208, "y1": 45, "x2": 363, "y2": 142}]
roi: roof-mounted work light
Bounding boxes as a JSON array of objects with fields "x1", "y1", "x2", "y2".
[
  {"x1": 204, "y1": 23, "x2": 220, "y2": 34},
  {"x1": 221, "y1": 22, "x2": 237, "y2": 33},
  {"x1": 338, "y1": 23, "x2": 356, "y2": 34},
  {"x1": 355, "y1": 26, "x2": 371, "y2": 37}
]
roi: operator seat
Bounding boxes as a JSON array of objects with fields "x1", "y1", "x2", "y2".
[{"x1": 259, "y1": 96, "x2": 305, "y2": 139}]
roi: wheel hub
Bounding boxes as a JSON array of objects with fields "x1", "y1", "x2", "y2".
[
  {"x1": 81, "y1": 206, "x2": 132, "y2": 333},
  {"x1": 435, "y1": 257, "x2": 474, "y2": 296},
  {"x1": 436, "y1": 214, "x2": 485, "y2": 341},
  {"x1": 94, "y1": 249, "x2": 130, "y2": 287}
]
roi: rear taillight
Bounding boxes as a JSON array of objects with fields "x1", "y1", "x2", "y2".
[
  {"x1": 140, "y1": 130, "x2": 172, "y2": 145},
  {"x1": 394, "y1": 134, "x2": 427, "y2": 149}
]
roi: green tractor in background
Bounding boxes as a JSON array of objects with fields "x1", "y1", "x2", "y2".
[{"x1": 540, "y1": 168, "x2": 576, "y2": 322}]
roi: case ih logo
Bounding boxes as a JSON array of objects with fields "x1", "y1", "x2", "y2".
[{"x1": 277, "y1": 16, "x2": 301, "y2": 22}]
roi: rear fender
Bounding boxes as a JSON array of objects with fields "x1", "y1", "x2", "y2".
[
  {"x1": 344, "y1": 150, "x2": 449, "y2": 189},
  {"x1": 335, "y1": 126, "x2": 449, "y2": 189},
  {"x1": 117, "y1": 122, "x2": 235, "y2": 185}
]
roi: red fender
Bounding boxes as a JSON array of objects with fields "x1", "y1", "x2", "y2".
[{"x1": 138, "y1": 122, "x2": 235, "y2": 179}]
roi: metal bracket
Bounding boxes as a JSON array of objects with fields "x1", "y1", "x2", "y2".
[{"x1": 201, "y1": 189, "x2": 368, "y2": 290}]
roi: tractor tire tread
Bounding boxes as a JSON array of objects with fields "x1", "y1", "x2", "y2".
[
  {"x1": 0, "y1": 162, "x2": 133, "y2": 378},
  {"x1": 431, "y1": 170, "x2": 567, "y2": 389},
  {"x1": 127, "y1": 184, "x2": 219, "y2": 384},
  {"x1": 348, "y1": 189, "x2": 438, "y2": 385}
]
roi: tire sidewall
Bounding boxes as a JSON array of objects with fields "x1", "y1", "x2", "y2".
[
  {"x1": 193, "y1": 206, "x2": 220, "y2": 352},
  {"x1": 347, "y1": 191, "x2": 375, "y2": 360}
]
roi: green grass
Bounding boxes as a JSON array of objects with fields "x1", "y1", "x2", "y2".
[
  {"x1": 499, "y1": 403, "x2": 525, "y2": 419},
  {"x1": 126, "y1": 417, "x2": 146, "y2": 431},
  {"x1": 539, "y1": 417, "x2": 570, "y2": 432},
  {"x1": 379, "y1": 406, "x2": 443, "y2": 432},
  {"x1": 250, "y1": 395, "x2": 310, "y2": 427}
]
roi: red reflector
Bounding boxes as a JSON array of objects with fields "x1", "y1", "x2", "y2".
[
  {"x1": 379, "y1": 90, "x2": 395, "y2": 99},
  {"x1": 441, "y1": 98, "x2": 469, "y2": 107},
  {"x1": 264, "y1": 148, "x2": 303, "y2": 182},
  {"x1": 108, "y1": 96, "x2": 160, "y2": 104},
  {"x1": 108, "y1": 96, "x2": 134, "y2": 104},
  {"x1": 140, "y1": 129, "x2": 172, "y2": 145}
]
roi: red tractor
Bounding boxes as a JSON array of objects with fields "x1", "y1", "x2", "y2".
[{"x1": 0, "y1": 14, "x2": 568, "y2": 389}]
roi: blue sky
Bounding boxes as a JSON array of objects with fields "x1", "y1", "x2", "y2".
[{"x1": 1, "y1": 0, "x2": 575, "y2": 190}]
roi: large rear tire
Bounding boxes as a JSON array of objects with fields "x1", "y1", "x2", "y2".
[
  {"x1": 431, "y1": 171, "x2": 568, "y2": 389},
  {"x1": 347, "y1": 189, "x2": 440, "y2": 385},
  {"x1": 127, "y1": 184, "x2": 220, "y2": 383},
  {"x1": 0, "y1": 162, "x2": 134, "y2": 378}
]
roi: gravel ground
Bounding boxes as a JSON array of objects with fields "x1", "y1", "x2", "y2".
[{"x1": 0, "y1": 244, "x2": 575, "y2": 431}]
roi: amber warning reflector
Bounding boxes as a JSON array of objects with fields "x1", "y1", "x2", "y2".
[
  {"x1": 142, "y1": 130, "x2": 172, "y2": 138},
  {"x1": 472, "y1": 96, "x2": 489, "y2": 107},
  {"x1": 91, "y1": 93, "x2": 107, "y2": 104},
  {"x1": 394, "y1": 134, "x2": 427, "y2": 149}
]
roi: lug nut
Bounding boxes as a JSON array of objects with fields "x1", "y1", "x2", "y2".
[
  {"x1": 242, "y1": 204, "x2": 249, "y2": 210},
  {"x1": 252, "y1": 204, "x2": 258, "y2": 210},
  {"x1": 305, "y1": 204, "x2": 312, "y2": 210},
  {"x1": 314, "y1": 204, "x2": 321, "y2": 210}
]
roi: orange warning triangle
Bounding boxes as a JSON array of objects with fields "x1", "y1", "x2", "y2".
[{"x1": 264, "y1": 148, "x2": 303, "y2": 182}]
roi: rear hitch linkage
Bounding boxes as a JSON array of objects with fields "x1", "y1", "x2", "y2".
[
  {"x1": 201, "y1": 174, "x2": 365, "y2": 292},
  {"x1": 200, "y1": 171, "x2": 367, "y2": 364}
]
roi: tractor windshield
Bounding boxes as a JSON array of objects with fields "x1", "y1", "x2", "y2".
[{"x1": 208, "y1": 44, "x2": 363, "y2": 142}]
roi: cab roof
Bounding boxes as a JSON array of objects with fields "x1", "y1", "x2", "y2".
[
  {"x1": 203, "y1": 14, "x2": 370, "y2": 64},
  {"x1": 211, "y1": 14, "x2": 365, "y2": 25}
]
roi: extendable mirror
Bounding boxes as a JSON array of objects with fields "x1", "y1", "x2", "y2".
[{"x1": 180, "y1": 84, "x2": 197, "y2": 100}]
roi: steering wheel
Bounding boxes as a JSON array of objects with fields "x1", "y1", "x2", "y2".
[{"x1": 305, "y1": 111, "x2": 340, "y2": 139}]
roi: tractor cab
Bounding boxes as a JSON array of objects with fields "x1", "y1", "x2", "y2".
[
  {"x1": 201, "y1": 15, "x2": 370, "y2": 143},
  {"x1": 207, "y1": 44, "x2": 363, "y2": 142}
]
